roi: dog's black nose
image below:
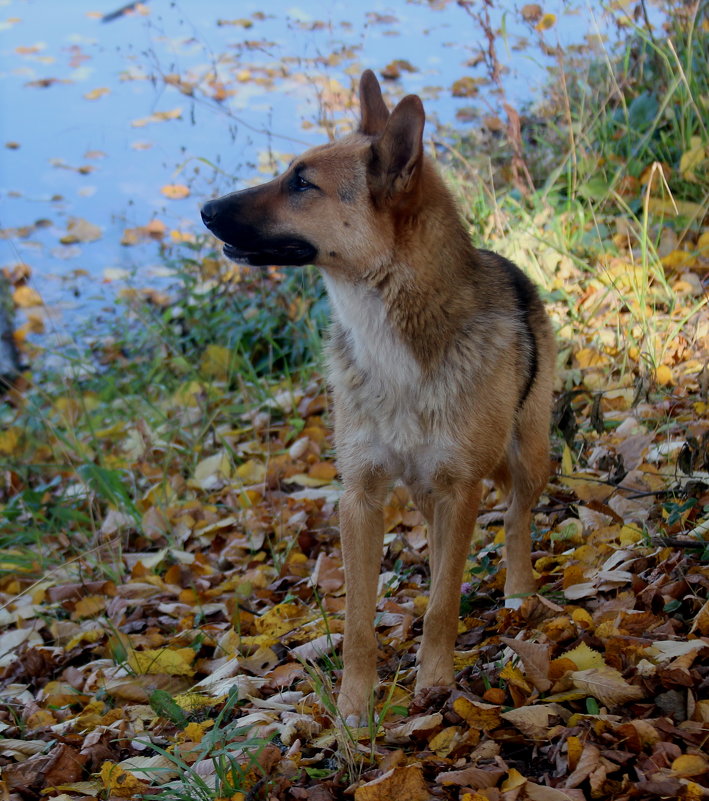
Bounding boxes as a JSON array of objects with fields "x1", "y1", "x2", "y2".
[{"x1": 201, "y1": 201, "x2": 217, "y2": 226}]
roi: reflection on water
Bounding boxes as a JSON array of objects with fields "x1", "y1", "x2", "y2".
[{"x1": 0, "y1": 0, "x2": 646, "y2": 328}]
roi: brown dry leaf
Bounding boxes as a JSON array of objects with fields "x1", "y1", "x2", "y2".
[
  {"x1": 570, "y1": 667, "x2": 644, "y2": 706},
  {"x1": 161, "y1": 183, "x2": 190, "y2": 199},
  {"x1": 564, "y1": 743, "x2": 601, "y2": 789},
  {"x1": 354, "y1": 764, "x2": 429, "y2": 801},
  {"x1": 691, "y1": 600, "x2": 709, "y2": 635},
  {"x1": 500, "y1": 705, "x2": 552, "y2": 739},
  {"x1": 385, "y1": 713, "x2": 442, "y2": 743},
  {"x1": 437, "y1": 764, "x2": 505, "y2": 788},
  {"x1": 521, "y1": 4, "x2": 542, "y2": 22},
  {"x1": 527, "y1": 784, "x2": 585, "y2": 800},
  {"x1": 61, "y1": 217, "x2": 102, "y2": 243},
  {"x1": 451, "y1": 76, "x2": 482, "y2": 98},
  {"x1": 501, "y1": 637, "x2": 552, "y2": 692}
]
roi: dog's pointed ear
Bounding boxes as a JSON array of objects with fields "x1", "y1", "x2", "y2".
[
  {"x1": 358, "y1": 70, "x2": 389, "y2": 136},
  {"x1": 369, "y1": 94, "x2": 425, "y2": 200}
]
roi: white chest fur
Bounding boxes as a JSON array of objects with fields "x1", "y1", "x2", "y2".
[{"x1": 323, "y1": 275, "x2": 453, "y2": 480}]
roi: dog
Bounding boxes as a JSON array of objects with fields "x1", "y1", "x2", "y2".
[{"x1": 201, "y1": 70, "x2": 555, "y2": 724}]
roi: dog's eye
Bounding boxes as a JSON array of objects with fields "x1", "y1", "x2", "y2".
[{"x1": 293, "y1": 173, "x2": 316, "y2": 192}]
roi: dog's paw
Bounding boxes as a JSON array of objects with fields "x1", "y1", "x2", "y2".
[{"x1": 504, "y1": 596, "x2": 524, "y2": 610}]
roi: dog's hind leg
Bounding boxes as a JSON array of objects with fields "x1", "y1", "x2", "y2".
[
  {"x1": 414, "y1": 477, "x2": 482, "y2": 693},
  {"x1": 337, "y1": 468, "x2": 390, "y2": 724},
  {"x1": 501, "y1": 421, "x2": 550, "y2": 606}
]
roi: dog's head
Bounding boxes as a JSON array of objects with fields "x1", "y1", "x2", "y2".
[{"x1": 200, "y1": 70, "x2": 427, "y2": 273}]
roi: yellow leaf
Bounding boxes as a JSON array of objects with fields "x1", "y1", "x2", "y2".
[
  {"x1": 172, "y1": 380, "x2": 207, "y2": 407},
  {"x1": 174, "y1": 692, "x2": 219, "y2": 711},
  {"x1": 308, "y1": 461, "x2": 338, "y2": 481},
  {"x1": 200, "y1": 344, "x2": 234, "y2": 379},
  {"x1": 84, "y1": 87, "x2": 110, "y2": 100},
  {"x1": 671, "y1": 753, "x2": 709, "y2": 777},
  {"x1": 575, "y1": 347, "x2": 607, "y2": 368},
  {"x1": 654, "y1": 364, "x2": 673, "y2": 386},
  {"x1": 126, "y1": 647, "x2": 196, "y2": 676},
  {"x1": 161, "y1": 183, "x2": 190, "y2": 199},
  {"x1": 567, "y1": 734, "x2": 583, "y2": 770},
  {"x1": 620, "y1": 524, "x2": 643, "y2": 545},
  {"x1": 501, "y1": 767, "x2": 527, "y2": 791},
  {"x1": 65, "y1": 628, "x2": 105, "y2": 650},
  {"x1": 679, "y1": 136, "x2": 706, "y2": 182},
  {"x1": 0, "y1": 427, "x2": 22, "y2": 456},
  {"x1": 571, "y1": 608, "x2": 593, "y2": 629},
  {"x1": 561, "y1": 443, "x2": 574, "y2": 476},
  {"x1": 100, "y1": 761, "x2": 150, "y2": 797},
  {"x1": 72, "y1": 595, "x2": 106, "y2": 620},
  {"x1": 561, "y1": 642, "x2": 606, "y2": 671},
  {"x1": 452, "y1": 697, "x2": 502, "y2": 730},
  {"x1": 647, "y1": 197, "x2": 704, "y2": 218},
  {"x1": 13, "y1": 285, "x2": 42, "y2": 307},
  {"x1": 179, "y1": 720, "x2": 213, "y2": 743},
  {"x1": 253, "y1": 602, "x2": 308, "y2": 638},
  {"x1": 428, "y1": 726, "x2": 463, "y2": 757},
  {"x1": 500, "y1": 661, "x2": 532, "y2": 692},
  {"x1": 235, "y1": 458, "x2": 266, "y2": 483},
  {"x1": 535, "y1": 12, "x2": 556, "y2": 30},
  {"x1": 661, "y1": 249, "x2": 697, "y2": 270},
  {"x1": 284, "y1": 472, "x2": 333, "y2": 488}
]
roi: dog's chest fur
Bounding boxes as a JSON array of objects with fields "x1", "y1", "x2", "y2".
[{"x1": 323, "y1": 274, "x2": 458, "y2": 478}]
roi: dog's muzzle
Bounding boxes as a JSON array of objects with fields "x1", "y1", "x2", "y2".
[{"x1": 201, "y1": 196, "x2": 317, "y2": 267}]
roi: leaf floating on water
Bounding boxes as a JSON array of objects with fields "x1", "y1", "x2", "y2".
[
  {"x1": 161, "y1": 184, "x2": 190, "y2": 199},
  {"x1": 13, "y1": 285, "x2": 43, "y2": 308},
  {"x1": 61, "y1": 217, "x2": 102, "y2": 244},
  {"x1": 84, "y1": 87, "x2": 110, "y2": 100},
  {"x1": 535, "y1": 12, "x2": 557, "y2": 31},
  {"x1": 521, "y1": 4, "x2": 543, "y2": 22},
  {"x1": 132, "y1": 108, "x2": 182, "y2": 127}
]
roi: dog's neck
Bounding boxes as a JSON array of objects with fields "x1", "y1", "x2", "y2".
[{"x1": 324, "y1": 183, "x2": 480, "y2": 368}]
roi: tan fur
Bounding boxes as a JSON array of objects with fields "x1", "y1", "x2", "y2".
[{"x1": 201, "y1": 70, "x2": 555, "y2": 724}]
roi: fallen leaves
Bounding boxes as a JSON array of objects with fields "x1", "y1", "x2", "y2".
[
  {"x1": 161, "y1": 183, "x2": 191, "y2": 199},
  {"x1": 131, "y1": 107, "x2": 183, "y2": 127}
]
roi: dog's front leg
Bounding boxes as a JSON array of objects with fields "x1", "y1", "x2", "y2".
[
  {"x1": 415, "y1": 478, "x2": 481, "y2": 693},
  {"x1": 337, "y1": 471, "x2": 389, "y2": 724}
]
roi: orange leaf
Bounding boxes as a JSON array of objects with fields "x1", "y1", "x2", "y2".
[{"x1": 161, "y1": 184, "x2": 190, "y2": 199}]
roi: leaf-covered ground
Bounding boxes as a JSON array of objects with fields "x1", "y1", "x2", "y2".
[
  {"x1": 1, "y1": 242, "x2": 708, "y2": 799},
  {"x1": 1, "y1": 2, "x2": 709, "y2": 800}
]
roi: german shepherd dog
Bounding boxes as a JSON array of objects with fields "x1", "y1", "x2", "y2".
[{"x1": 201, "y1": 70, "x2": 555, "y2": 724}]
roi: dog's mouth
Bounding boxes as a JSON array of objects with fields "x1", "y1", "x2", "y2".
[{"x1": 221, "y1": 238, "x2": 317, "y2": 267}]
